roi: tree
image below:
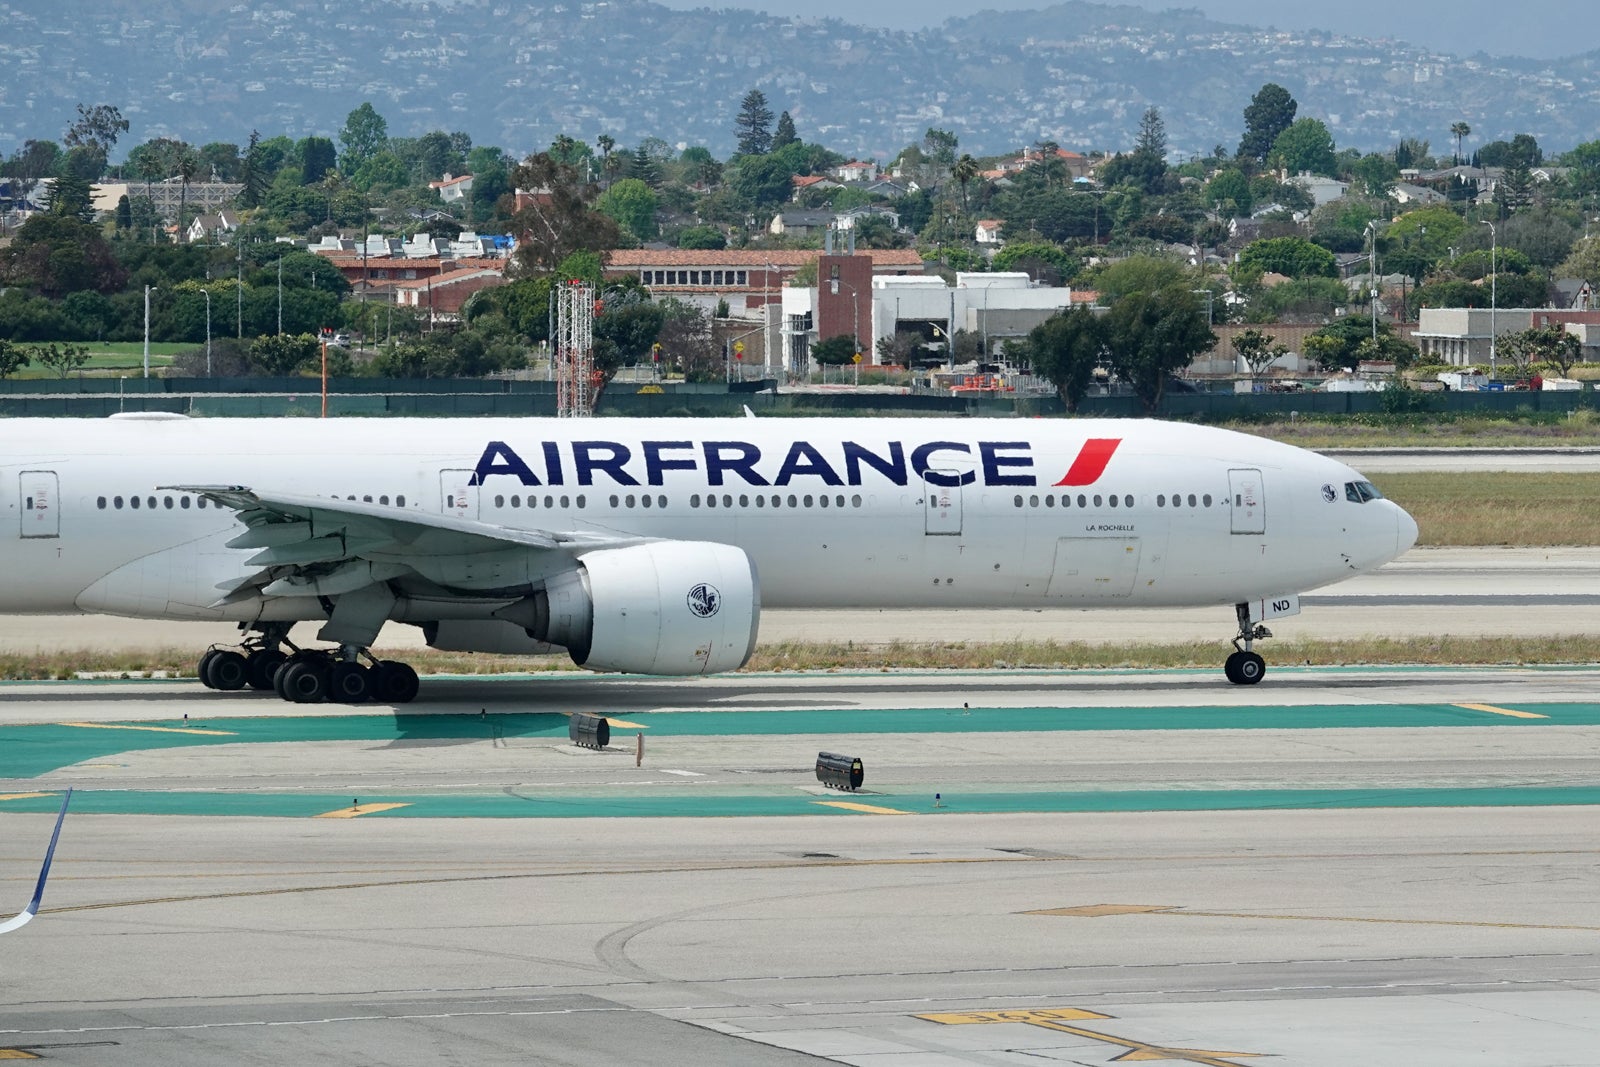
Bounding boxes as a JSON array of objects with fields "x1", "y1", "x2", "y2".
[
  {"x1": 338, "y1": 102, "x2": 389, "y2": 173},
  {"x1": 1303, "y1": 317, "x2": 1415, "y2": 371},
  {"x1": 249, "y1": 333, "x2": 320, "y2": 376},
  {"x1": 30, "y1": 342, "x2": 90, "y2": 378},
  {"x1": 596, "y1": 133, "x2": 615, "y2": 189},
  {"x1": 1501, "y1": 324, "x2": 1582, "y2": 377},
  {"x1": 811, "y1": 334, "x2": 859, "y2": 366},
  {"x1": 596, "y1": 178, "x2": 659, "y2": 242},
  {"x1": 1271, "y1": 119, "x2": 1337, "y2": 176},
  {"x1": 1350, "y1": 153, "x2": 1399, "y2": 198},
  {"x1": 923, "y1": 127, "x2": 959, "y2": 168},
  {"x1": 47, "y1": 174, "x2": 95, "y2": 223},
  {"x1": 875, "y1": 331, "x2": 931, "y2": 368},
  {"x1": 991, "y1": 241, "x2": 1077, "y2": 285},
  {"x1": 952, "y1": 154, "x2": 981, "y2": 216},
  {"x1": 1556, "y1": 235, "x2": 1600, "y2": 286},
  {"x1": 676, "y1": 225, "x2": 727, "y2": 250},
  {"x1": 1238, "y1": 84, "x2": 1297, "y2": 165},
  {"x1": 0, "y1": 214, "x2": 125, "y2": 297},
  {"x1": 1231, "y1": 328, "x2": 1288, "y2": 379},
  {"x1": 772, "y1": 111, "x2": 798, "y2": 151},
  {"x1": 1450, "y1": 122, "x2": 1471, "y2": 166},
  {"x1": 734, "y1": 90, "x2": 774, "y2": 156},
  {"x1": 63, "y1": 103, "x2": 128, "y2": 157},
  {"x1": 1089, "y1": 255, "x2": 1191, "y2": 303},
  {"x1": 299, "y1": 136, "x2": 337, "y2": 185},
  {"x1": 1204, "y1": 168, "x2": 1252, "y2": 214},
  {"x1": 239, "y1": 130, "x2": 269, "y2": 209},
  {"x1": 0, "y1": 339, "x2": 30, "y2": 379},
  {"x1": 509, "y1": 153, "x2": 622, "y2": 275},
  {"x1": 1237, "y1": 236, "x2": 1337, "y2": 278},
  {"x1": 1027, "y1": 305, "x2": 1107, "y2": 414},
  {"x1": 1105, "y1": 286, "x2": 1216, "y2": 413},
  {"x1": 5, "y1": 140, "x2": 60, "y2": 205}
]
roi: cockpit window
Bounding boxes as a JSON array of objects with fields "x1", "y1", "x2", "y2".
[{"x1": 1344, "y1": 480, "x2": 1385, "y2": 503}]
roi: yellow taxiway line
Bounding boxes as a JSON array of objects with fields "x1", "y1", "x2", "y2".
[
  {"x1": 1453, "y1": 702, "x2": 1548, "y2": 719},
  {"x1": 313, "y1": 803, "x2": 412, "y2": 819},
  {"x1": 60, "y1": 721, "x2": 237, "y2": 736},
  {"x1": 812, "y1": 801, "x2": 913, "y2": 815}
]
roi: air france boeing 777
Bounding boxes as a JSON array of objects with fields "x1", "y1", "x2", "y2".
[{"x1": 0, "y1": 414, "x2": 1416, "y2": 702}]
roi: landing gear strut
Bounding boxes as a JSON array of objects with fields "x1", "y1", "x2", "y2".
[
  {"x1": 195, "y1": 626, "x2": 420, "y2": 704},
  {"x1": 1225, "y1": 602, "x2": 1269, "y2": 685}
]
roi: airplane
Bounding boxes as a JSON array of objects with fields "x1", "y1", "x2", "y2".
[
  {"x1": 0, "y1": 789, "x2": 71, "y2": 935},
  {"x1": 0, "y1": 414, "x2": 1416, "y2": 701}
]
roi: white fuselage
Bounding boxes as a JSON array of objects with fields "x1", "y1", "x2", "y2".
[{"x1": 0, "y1": 415, "x2": 1415, "y2": 624}]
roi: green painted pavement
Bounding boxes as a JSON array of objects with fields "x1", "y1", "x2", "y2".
[
  {"x1": 5, "y1": 702, "x2": 1600, "y2": 779},
  {"x1": 3, "y1": 784, "x2": 1600, "y2": 820}
]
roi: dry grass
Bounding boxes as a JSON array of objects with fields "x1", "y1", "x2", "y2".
[
  {"x1": 1374, "y1": 472, "x2": 1600, "y2": 545},
  {"x1": 1239, "y1": 412, "x2": 1600, "y2": 450},
  {"x1": 6, "y1": 635, "x2": 1599, "y2": 682}
]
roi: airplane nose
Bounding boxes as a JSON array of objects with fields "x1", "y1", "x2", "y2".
[{"x1": 1396, "y1": 505, "x2": 1419, "y2": 555}]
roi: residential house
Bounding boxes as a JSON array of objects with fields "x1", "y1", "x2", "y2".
[
  {"x1": 1392, "y1": 182, "x2": 1445, "y2": 206},
  {"x1": 830, "y1": 160, "x2": 877, "y2": 182},
  {"x1": 429, "y1": 173, "x2": 474, "y2": 203},
  {"x1": 790, "y1": 174, "x2": 840, "y2": 200},
  {"x1": 769, "y1": 210, "x2": 836, "y2": 237},
  {"x1": 185, "y1": 210, "x2": 241, "y2": 243},
  {"x1": 834, "y1": 205, "x2": 901, "y2": 232},
  {"x1": 974, "y1": 219, "x2": 1005, "y2": 245},
  {"x1": 1286, "y1": 172, "x2": 1348, "y2": 207},
  {"x1": 393, "y1": 267, "x2": 506, "y2": 321}
]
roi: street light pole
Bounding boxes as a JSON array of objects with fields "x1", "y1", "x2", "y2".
[
  {"x1": 1366, "y1": 221, "x2": 1379, "y2": 344},
  {"x1": 201, "y1": 288, "x2": 212, "y2": 375},
  {"x1": 277, "y1": 255, "x2": 283, "y2": 335},
  {"x1": 142, "y1": 285, "x2": 157, "y2": 379},
  {"x1": 1483, "y1": 220, "x2": 1498, "y2": 377}
]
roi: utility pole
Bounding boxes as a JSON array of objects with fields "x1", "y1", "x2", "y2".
[
  {"x1": 277, "y1": 255, "x2": 283, "y2": 335},
  {"x1": 1483, "y1": 220, "x2": 1498, "y2": 377},
  {"x1": 201, "y1": 288, "x2": 211, "y2": 376},
  {"x1": 1366, "y1": 221, "x2": 1379, "y2": 345},
  {"x1": 142, "y1": 285, "x2": 157, "y2": 379}
]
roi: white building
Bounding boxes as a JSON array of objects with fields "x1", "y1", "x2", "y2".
[{"x1": 780, "y1": 272, "x2": 1087, "y2": 372}]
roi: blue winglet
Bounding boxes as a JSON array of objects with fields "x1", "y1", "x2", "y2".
[{"x1": 0, "y1": 788, "x2": 72, "y2": 935}]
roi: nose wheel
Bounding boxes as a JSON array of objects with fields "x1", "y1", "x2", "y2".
[{"x1": 1226, "y1": 602, "x2": 1270, "y2": 685}]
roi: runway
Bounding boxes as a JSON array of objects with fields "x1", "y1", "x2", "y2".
[{"x1": 4, "y1": 668, "x2": 1600, "y2": 1065}]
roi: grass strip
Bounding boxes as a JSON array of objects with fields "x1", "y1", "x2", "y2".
[
  {"x1": 4, "y1": 635, "x2": 1598, "y2": 681},
  {"x1": 1371, "y1": 472, "x2": 1600, "y2": 545}
]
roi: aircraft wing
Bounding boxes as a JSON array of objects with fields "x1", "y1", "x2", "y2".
[
  {"x1": 159, "y1": 485, "x2": 643, "y2": 604},
  {"x1": 0, "y1": 788, "x2": 71, "y2": 935}
]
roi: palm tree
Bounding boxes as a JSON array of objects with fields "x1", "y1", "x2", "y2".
[
  {"x1": 176, "y1": 147, "x2": 200, "y2": 231},
  {"x1": 1032, "y1": 140, "x2": 1066, "y2": 188},
  {"x1": 1451, "y1": 122, "x2": 1471, "y2": 167},
  {"x1": 952, "y1": 154, "x2": 980, "y2": 217},
  {"x1": 596, "y1": 134, "x2": 615, "y2": 190}
]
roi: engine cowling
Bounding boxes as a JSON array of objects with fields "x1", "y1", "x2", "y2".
[
  {"x1": 422, "y1": 620, "x2": 560, "y2": 656},
  {"x1": 537, "y1": 541, "x2": 760, "y2": 675}
]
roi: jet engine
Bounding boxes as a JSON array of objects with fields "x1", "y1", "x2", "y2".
[{"x1": 525, "y1": 541, "x2": 760, "y2": 675}]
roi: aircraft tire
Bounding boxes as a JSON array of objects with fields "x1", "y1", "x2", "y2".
[
  {"x1": 279, "y1": 661, "x2": 329, "y2": 704},
  {"x1": 328, "y1": 662, "x2": 372, "y2": 704},
  {"x1": 1225, "y1": 650, "x2": 1265, "y2": 685},
  {"x1": 247, "y1": 650, "x2": 288, "y2": 691},
  {"x1": 197, "y1": 649, "x2": 222, "y2": 689},
  {"x1": 373, "y1": 661, "x2": 420, "y2": 704},
  {"x1": 207, "y1": 650, "x2": 250, "y2": 691}
]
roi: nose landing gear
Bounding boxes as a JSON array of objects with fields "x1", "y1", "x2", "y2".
[{"x1": 1225, "y1": 601, "x2": 1270, "y2": 685}]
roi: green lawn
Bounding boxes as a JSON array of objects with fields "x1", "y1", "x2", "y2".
[{"x1": 10, "y1": 341, "x2": 184, "y2": 379}]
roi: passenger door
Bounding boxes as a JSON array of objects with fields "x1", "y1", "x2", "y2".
[
  {"x1": 923, "y1": 473, "x2": 962, "y2": 535},
  {"x1": 1228, "y1": 468, "x2": 1265, "y2": 535},
  {"x1": 439, "y1": 469, "x2": 479, "y2": 521},
  {"x1": 19, "y1": 471, "x2": 60, "y2": 539}
]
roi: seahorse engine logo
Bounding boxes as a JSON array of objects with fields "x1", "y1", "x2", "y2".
[{"x1": 687, "y1": 583, "x2": 721, "y2": 618}]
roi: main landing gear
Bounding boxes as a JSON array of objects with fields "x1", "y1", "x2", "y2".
[
  {"x1": 1224, "y1": 601, "x2": 1269, "y2": 686},
  {"x1": 196, "y1": 625, "x2": 420, "y2": 704}
]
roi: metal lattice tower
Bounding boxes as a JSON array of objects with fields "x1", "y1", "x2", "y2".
[{"x1": 554, "y1": 281, "x2": 595, "y2": 418}]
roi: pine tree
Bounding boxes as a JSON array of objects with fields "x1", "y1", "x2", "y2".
[
  {"x1": 772, "y1": 111, "x2": 798, "y2": 151},
  {"x1": 1238, "y1": 83, "x2": 1297, "y2": 165},
  {"x1": 631, "y1": 145, "x2": 661, "y2": 189},
  {"x1": 734, "y1": 89, "x2": 774, "y2": 156}
]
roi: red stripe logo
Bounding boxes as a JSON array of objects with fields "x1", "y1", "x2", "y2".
[{"x1": 1053, "y1": 438, "x2": 1122, "y2": 486}]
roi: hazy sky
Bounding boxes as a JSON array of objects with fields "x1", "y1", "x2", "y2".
[{"x1": 653, "y1": 0, "x2": 1585, "y2": 60}]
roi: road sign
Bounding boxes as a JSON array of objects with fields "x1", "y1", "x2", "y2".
[
  {"x1": 734, "y1": 341, "x2": 744, "y2": 360},
  {"x1": 852, "y1": 353, "x2": 862, "y2": 364}
]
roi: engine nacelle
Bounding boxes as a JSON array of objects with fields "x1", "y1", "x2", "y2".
[
  {"x1": 536, "y1": 541, "x2": 759, "y2": 675},
  {"x1": 422, "y1": 620, "x2": 560, "y2": 656}
]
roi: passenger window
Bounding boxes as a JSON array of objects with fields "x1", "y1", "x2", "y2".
[
  {"x1": 380, "y1": 495, "x2": 389, "y2": 505},
  {"x1": 1125, "y1": 495, "x2": 1133, "y2": 507},
  {"x1": 198, "y1": 497, "x2": 207, "y2": 508},
  {"x1": 852, "y1": 494, "x2": 862, "y2": 507},
  {"x1": 691, "y1": 494, "x2": 701, "y2": 507},
  {"x1": 756, "y1": 495, "x2": 765, "y2": 508},
  {"x1": 577, "y1": 495, "x2": 586, "y2": 508},
  {"x1": 819, "y1": 495, "x2": 830, "y2": 508},
  {"x1": 362, "y1": 495, "x2": 372, "y2": 503},
  {"x1": 97, "y1": 496, "x2": 106, "y2": 509},
  {"x1": 561, "y1": 495, "x2": 570, "y2": 508},
  {"x1": 641, "y1": 495, "x2": 652, "y2": 508},
  {"x1": 1014, "y1": 495, "x2": 1023, "y2": 508},
  {"x1": 511, "y1": 495, "x2": 521, "y2": 508},
  {"x1": 1203, "y1": 494, "x2": 1213, "y2": 507},
  {"x1": 544, "y1": 495, "x2": 554, "y2": 509},
  {"x1": 1187, "y1": 494, "x2": 1197, "y2": 507},
  {"x1": 625, "y1": 494, "x2": 636, "y2": 508},
  {"x1": 735, "y1": 494, "x2": 745, "y2": 507},
  {"x1": 131, "y1": 496, "x2": 141, "y2": 509},
  {"x1": 836, "y1": 495, "x2": 846, "y2": 507},
  {"x1": 1029, "y1": 494, "x2": 1039, "y2": 508},
  {"x1": 147, "y1": 496, "x2": 156, "y2": 509},
  {"x1": 658, "y1": 495, "x2": 667, "y2": 508},
  {"x1": 1076, "y1": 494, "x2": 1086, "y2": 508},
  {"x1": 397, "y1": 495, "x2": 406, "y2": 507},
  {"x1": 495, "y1": 495, "x2": 505, "y2": 508},
  {"x1": 1046, "y1": 495, "x2": 1055, "y2": 507},
  {"x1": 114, "y1": 496, "x2": 123, "y2": 509},
  {"x1": 180, "y1": 497, "x2": 190, "y2": 509},
  {"x1": 787, "y1": 494, "x2": 798, "y2": 508},
  {"x1": 1108, "y1": 495, "x2": 1118, "y2": 508},
  {"x1": 1157, "y1": 494, "x2": 1166, "y2": 507},
  {"x1": 610, "y1": 494, "x2": 619, "y2": 507},
  {"x1": 1093, "y1": 494, "x2": 1102, "y2": 507},
  {"x1": 804, "y1": 495, "x2": 814, "y2": 507}
]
